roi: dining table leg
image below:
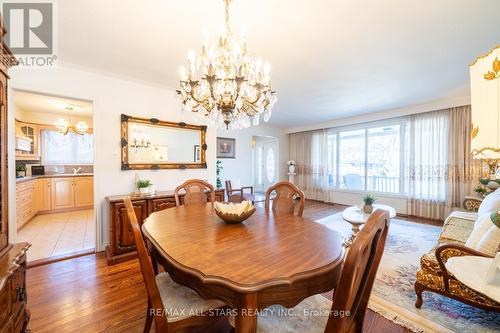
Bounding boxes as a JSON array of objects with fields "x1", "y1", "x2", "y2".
[{"x1": 235, "y1": 293, "x2": 258, "y2": 333}]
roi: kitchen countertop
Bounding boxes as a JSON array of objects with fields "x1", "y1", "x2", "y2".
[{"x1": 16, "y1": 173, "x2": 94, "y2": 183}]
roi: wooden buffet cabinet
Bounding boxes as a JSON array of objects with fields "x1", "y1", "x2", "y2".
[
  {"x1": 0, "y1": 14, "x2": 30, "y2": 333},
  {"x1": 105, "y1": 189, "x2": 224, "y2": 265}
]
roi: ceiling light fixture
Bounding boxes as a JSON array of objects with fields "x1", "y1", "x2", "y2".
[
  {"x1": 54, "y1": 106, "x2": 89, "y2": 135},
  {"x1": 177, "y1": 0, "x2": 277, "y2": 129}
]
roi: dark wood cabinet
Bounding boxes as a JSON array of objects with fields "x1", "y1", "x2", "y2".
[
  {"x1": 112, "y1": 199, "x2": 148, "y2": 255},
  {"x1": 0, "y1": 13, "x2": 29, "y2": 333},
  {"x1": 105, "y1": 189, "x2": 224, "y2": 265}
]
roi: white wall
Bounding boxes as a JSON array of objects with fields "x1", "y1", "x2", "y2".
[
  {"x1": 216, "y1": 125, "x2": 289, "y2": 189},
  {"x1": 8, "y1": 65, "x2": 217, "y2": 251},
  {"x1": 285, "y1": 95, "x2": 470, "y2": 134}
]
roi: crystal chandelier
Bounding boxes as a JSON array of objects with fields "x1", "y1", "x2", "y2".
[
  {"x1": 177, "y1": 0, "x2": 277, "y2": 130},
  {"x1": 54, "y1": 106, "x2": 89, "y2": 135}
]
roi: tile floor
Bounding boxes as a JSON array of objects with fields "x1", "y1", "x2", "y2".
[{"x1": 17, "y1": 209, "x2": 95, "y2": 262}]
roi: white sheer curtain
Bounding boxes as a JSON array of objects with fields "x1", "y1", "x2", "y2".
[
  {"x1": 406, "y1": 110, "x2": 449, "y2": 219},
  {"x1": 406, "y1": 106, "x2": 482, "y2": 220},
  {"x1": 289, "y1": 129, "x2": 328, "y2": 201}
]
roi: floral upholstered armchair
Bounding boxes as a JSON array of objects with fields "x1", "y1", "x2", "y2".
[{"x1": 414, "y1": 192, "x2": 500, "y2": 312}]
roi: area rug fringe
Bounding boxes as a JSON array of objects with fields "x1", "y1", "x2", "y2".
[{"x1": 368, "y1": 295, "x2": 454, "y2": 333}]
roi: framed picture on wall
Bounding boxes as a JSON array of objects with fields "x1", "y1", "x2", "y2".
[{"x1": 217, "y1": 137, "x2": 236, "y2": 158}]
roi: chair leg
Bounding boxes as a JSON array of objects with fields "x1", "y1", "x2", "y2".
[
  {"x1": 144, "y1": 301, "x2": 153, "y2": 333},
  {"x1": 414, "y1": 282, "x2": 424, "y2": 308}
]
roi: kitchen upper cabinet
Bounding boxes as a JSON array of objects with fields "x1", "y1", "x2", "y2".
[
  {"x1": 51, "y1": 177, "x2": 75, "y2": 210},
  {"x1": 15, "y1": 121, "x2": 39, "y2": 160},
  {"x1": 74, "y1": 177, "x2": 93, "y2": 207}
]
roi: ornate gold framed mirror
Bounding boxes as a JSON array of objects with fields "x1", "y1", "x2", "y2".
[{"x1": 121, "y1": 114, "x2": 207, "y2": 170}]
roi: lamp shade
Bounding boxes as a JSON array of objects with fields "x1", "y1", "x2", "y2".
[{"x1": 470, "y1": 45, "x2": 500, "y2": 159}]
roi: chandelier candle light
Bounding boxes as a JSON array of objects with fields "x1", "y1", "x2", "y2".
[{"x1": 177, "y1": 0, "x2": 277, "y2": 130}]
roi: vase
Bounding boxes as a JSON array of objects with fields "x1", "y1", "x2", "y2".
[
  {"x1": 288, "y1": 165, "x2": 296, "y2": 174},
  {"x1": 139, "y1": 187, "x2": 149, "y2": 195},
  {"x1": 363, "y1": 204, "x2": 373, "y2": 214}
]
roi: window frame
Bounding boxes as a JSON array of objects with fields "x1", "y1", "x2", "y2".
[{"x1": 327, "y1": 117, "x2": 407, "y2": 195}]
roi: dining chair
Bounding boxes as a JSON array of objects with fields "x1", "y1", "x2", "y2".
[
  {"x1": 255, "y1": 209, "x2": 390, "y2": 333},
  {"x1": 265, "y1": 181, "x2": 305, "y2": 217},
  {"x1": 225, "y1": 179, "x2": 255, "y2": 203},
  {"x1": 123, "y1": 197, "x2": 227, "y2": 333},
  {"x1": 174, "y1": 179, "x2": 215, "y2": 207}
]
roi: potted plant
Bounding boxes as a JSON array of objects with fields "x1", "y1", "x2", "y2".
[
  {"x1": 16, "y1": 164, "x2": 26, "y2": 178},
  {"x1": 287, "y1": 160, "x2": 296, "y2": 174},
  {"x1": 474, "y1": 185, "x2": 488, "y2": 198},
  {"x1": 136, "y1": 179, "x2": 153, "y2": 195},
  {"x1": 362, "y1": 194, "x2": 376, "y2": 214}
]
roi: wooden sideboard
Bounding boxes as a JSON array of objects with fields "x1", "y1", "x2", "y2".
[
  {"x1": 0, "y1": 243, "x2": 30, "y2": 333},
  {"x1": 105, "y1": 189, "x2": 224, "y2": 265}
]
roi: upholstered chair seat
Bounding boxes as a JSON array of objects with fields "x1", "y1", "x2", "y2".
[
  {"x1": 155, "y1": 272, "x2": 225, "y2": 322},
  {"x1": 254, "y1": 294, "x2": 332, "y2": 333}
]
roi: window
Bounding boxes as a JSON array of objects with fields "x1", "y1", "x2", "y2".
[
  {"x1": 339, "y1": 129, "x2": 365, "y2": 190},
  {"x1": 327, "y1": 120, "x2": 406, "y2": 194},
  {"x1": 43, "y1": 130, "x2": 94, "y2": 164},
  {"x1": 367, "y1": 125, "x2": 401, "y2": 193}
]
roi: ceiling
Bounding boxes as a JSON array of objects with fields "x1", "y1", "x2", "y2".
[
  {"x1": 56, "y1": 0, "x2": 500, "y2": 128},
  {"x1": 14, "y1": 90, "x2": 93, "y2": 117}
]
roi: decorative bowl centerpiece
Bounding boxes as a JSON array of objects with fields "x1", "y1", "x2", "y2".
[{"x1": 214, "y1": 201, "x2": 256, "y2": 224}]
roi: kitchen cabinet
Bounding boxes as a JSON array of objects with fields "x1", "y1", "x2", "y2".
[
  {"x1": 15, "y1": 176, "x2": 93, "y2": 229},
  {"x1": 15, "y1": 121, "x2": 39, "y2": 160},
  {"x1": 51, "y1": 177, "x2": 75, "y2": 210},
  {"x1": 37, "y1": 178, "x2": 51, "y2": 212},
  {"x1": 51, "y1": 176, "x2": 93, "y2": 210},
  {"x1": 15, "y1": 181, "x2": 35, "y2": 229},
  {"x1": 105, "y1": 189, "x2": 225, "y2": 264},
  {"x1": 74, "y1": 177, "x2": 94, "y2": 207}
]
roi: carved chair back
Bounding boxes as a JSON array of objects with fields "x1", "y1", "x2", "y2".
[
  {"x1": 325, "y1": 209, "x2": 390, "y2": 333},
  {"x1": 265, "y1": 181, "x2": 305, "y2": 217},
  {"x1": 124, "y1": 197, "x2": 168, "y2": 331},
  {"x1": 174, "y1": 179, "x2": 215, "y2": 207}
]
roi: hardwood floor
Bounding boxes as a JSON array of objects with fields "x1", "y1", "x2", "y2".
[{"x1": 26, "y1": 200, "x2": 413, "y2": 333}]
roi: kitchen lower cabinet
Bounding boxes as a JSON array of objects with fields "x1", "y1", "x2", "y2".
[
  {"x1": 51, "y1": 177, "x2": 74, "y2": 210},
  {"x1": 74, "y1": 177, "x2": 94, "y2": 208},
  {"x1": 16, "y1": 176, "x2": 93, "y2": 229},
  {"x1": 36, "y1": 178, "x2": 51, "y2": 212}
]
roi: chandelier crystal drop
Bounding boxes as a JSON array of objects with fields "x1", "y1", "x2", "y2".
[{"x1": 177, "y1": 0, "x2": 277, "y2": 130}]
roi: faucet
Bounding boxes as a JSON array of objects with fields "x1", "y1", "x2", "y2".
[{"x1": 73, "y1": 167, "x2": 83, "y2": 174}]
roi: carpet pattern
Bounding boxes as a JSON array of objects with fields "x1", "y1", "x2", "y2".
[{"x1": 316, "y1": 213, "x2": 500, "y2": 333}]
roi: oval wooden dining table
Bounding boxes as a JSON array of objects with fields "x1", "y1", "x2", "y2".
[{"x1": 142, "y1": 203, "x2": 345, "y2": 333}]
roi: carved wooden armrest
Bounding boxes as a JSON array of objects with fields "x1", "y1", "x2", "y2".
[
  {"x1": 435, "y1": 244, "x2": 492, "y2": 292},
  {"x1": 463, "y1": 196, "x2": 483, "y2": 212}
]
